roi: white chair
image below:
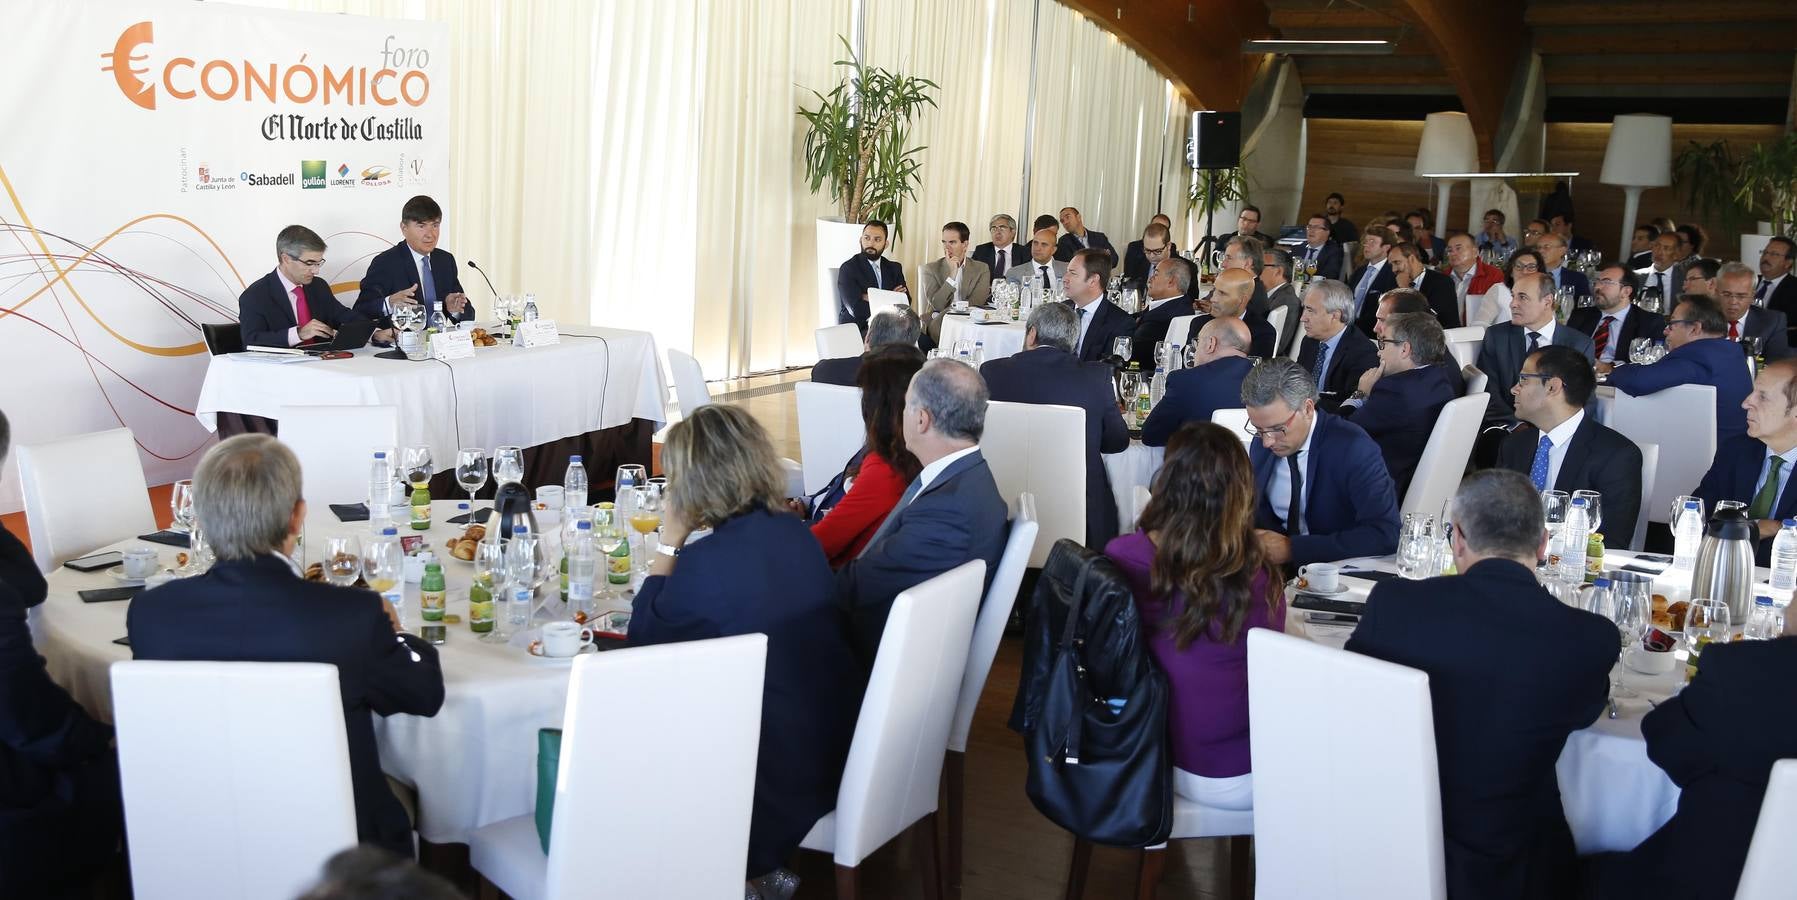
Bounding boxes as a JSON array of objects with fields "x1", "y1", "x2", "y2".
[
  {"x1": 800, "y1": 561, "x2": 985, "y2": 899},
  {"x1": 1068, "y1": 795, "x2": 1254, "y2": 900},
  {"x1": 1401, "y1": 393, "x2": 1491, "y2": 517},
  {"x1": 1211, "y1": 408, "x2": 1252, "y2": 447},
  {"x1": 817, "y1": 323, "x2": 863, "y2": 360},
  {"x1": 1248, "y1": 630, "x2": 1447, "y2": 900},
  {"x1": 1631, "y1": 443, "x2": 1659, "y2": 551},
  {"x1": 1463, "y1": 365, "x2": 1488, "y2": 396},
  {"x1": 981, "y1": 401, "x2": 1085, "y2": 567},
  {"x1": 16, "y1": 427, "x2": 156, "y2": 572},
  {"x1": 1287, "y1": 330, "x2": 1306, "y2": 361},
  {"x1": 795, "y1": 382, "x2": 864, "y2": 496},
  {"x1": 1132, "y1": 485, "x2": 1153, "y2": 525},
  {"x1": 1339, "y1": 242, "x2": 1358, "y2": 280},
  {"x1": 1444, "y1": 325, "x2": 1486, "y2": 369},
  {"x1": 470, "y1": 635, "x2": 767, "y2": 900},
  {"x1": 1266, "y1": 304, "x2": 1290, "y2": 356},
  {"x1": 278, "y1": 405, "x2": 399, "y2": 506},
  {"x1": 665, "y1": 348, "x2": 712, "y2": 419},
  {"x1": 112, "y1": 661, "x2": 357, "y2": 900},
  {"x1": 1606, "y1": 383, "x2": 1716, "y2": 525},
  {"x1": 1165, "y1": 314, "x2": 1197, "y2": 350},
  {"x1": 1736, "y1": 759, "x2": 1797, "y2": 900}
]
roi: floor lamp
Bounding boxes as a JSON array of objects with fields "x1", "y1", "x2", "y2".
[
  {"x1": 1415, "y1": 112, "x2": 1477, "y2": 234},
  {"x1": 1601, "y1": 114, "x2": 1672, "y2": 262}
]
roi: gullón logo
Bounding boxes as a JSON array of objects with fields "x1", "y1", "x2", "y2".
[{"x1": 301, "y1": 160, "x2": 326, "y2": 189}]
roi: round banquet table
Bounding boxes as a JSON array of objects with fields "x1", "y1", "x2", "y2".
[
  {"x1": 936, "y1": 314, "x2": 1028, "y2": 360},
  {"x1": 33, "y1": 500, "x2": 634, "y2": 845}
]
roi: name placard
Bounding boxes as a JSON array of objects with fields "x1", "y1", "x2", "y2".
[
  {"x1": 514, "y1": 320, "x2": 561, "y2": 348},
  {"x1": 430, "y1": 329, "x2": 476, "y2": 361}
]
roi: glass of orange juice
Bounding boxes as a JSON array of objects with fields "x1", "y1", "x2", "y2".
[{"x1": 629, "y1": 483, "x2": 663, "y2": 572}]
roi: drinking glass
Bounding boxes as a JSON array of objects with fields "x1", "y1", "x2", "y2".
[
  {"x1": 473, "y1": 536, "x2": 508, "y2": 641},
  {"x1": 592, "y1": 506, "x2": 627, "y2": 599},
  {"x1": 1743, "y1": 336, "x2": 1764, "y2": 360},
  {"x1": 1397, "y1": 513, "x2": 1437, "y2": 579},
  {"x1": 1628, "y1": 337, "x2": 1653, "y2": 366},
  {"x1": 456, "y1": 448, "x2": 488, "y2": 516},
  {"x1": 1640, "y1": 286, "x2": 1665, "y2": 314},
  {"x1": 1111, "y1": 336, "x2": 1132, "y2": 362},
  {"x1": 614, "y1": 464, "x2": 647, "y2": 501},
  {"x1": 492, "y1": 446, "x2": 525, "y2": 486},
  {"x1": 1572, "y1": 490, "x2": 1603, "y2": 536},
  {"x1": 403, "y1": 446, "x2": 433, "y2": 488},
  {"x1": 1683, "y1": 598, "x2": 1732, "y2": 677},
  {"x1": 323, "y1": 536, "x2": 362, "y2": 587},
  {"x1": 1608, "y1": 572, "x2": 1652, "y2": 697},
  {"x1": 170, "y1": 480, "x2": 196, "y2": 533},
  {"x1": 1303, "y1": 258, "x2": 1318, "y2": 280},
  {"x1": 1542, "y1": 490, "x2": 1571, "y2": 564},
  {"x1": 362, "y1": 538, "x2": 404, "y2": 629},
  {"x1": 629, "y1": 483, "x2": 664, "y2": 573}
]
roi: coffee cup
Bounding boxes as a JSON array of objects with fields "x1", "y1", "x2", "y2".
[
  {"x1": 541, "y1": 620, "x2": 595, "y2": 658},
  {"x1": 122, "y1": 547, "x2": 160, "y2": 579},
  {"x1": 1298, "y1": 563, "x2": 1340, "y2": 593}
]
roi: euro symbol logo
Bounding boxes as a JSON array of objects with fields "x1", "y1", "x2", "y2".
[{"x1": 100, "y1": 21, "x2": 156, "y2": 110}]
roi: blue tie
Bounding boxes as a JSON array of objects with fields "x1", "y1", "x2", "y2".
[
  {"x1": 1311, "y1": 341, "x2": 1331, "y2": 383},
  {"x1": 1530, "y1": 434, "x2": 1553, "y2": 491},
  {"x1": 1354, "y1": 264, "x2": 1378, "y2": 313},
  {"x1": 420, "y1": 256, "x2": 440, "y2": 327}
]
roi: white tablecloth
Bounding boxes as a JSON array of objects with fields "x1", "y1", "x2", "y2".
[
  {"x1": 35, "y1": 501, "x2": 633, "y2": 844},
  {"x1": 937, "y1": 315, "x2": 1028, "y2": 359},
  {"x1": 194, "y1": 325, "x2": 668, "y2": 472},
  {"x1": 1103, "y1": 441, "x2": 1164, "y2": 534}
]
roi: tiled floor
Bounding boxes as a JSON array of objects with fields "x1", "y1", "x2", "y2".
[{"x1": 712, "y1": 368, "x2": 809, "y2": 461}]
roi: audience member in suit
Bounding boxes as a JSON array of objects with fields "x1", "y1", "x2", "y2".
[
  {"x1": 835, "y1": 219, "x2": 909, "y2": 334},
  {"x1": 1566, "y1": 263, "x2": 1669, "y2": 374},
  {"x1": 1337, "y1": 312, "x2": 1458, "y2": 499},
  {"x1": 1295, "y1": 278, "x2": 1381, "y2": 413},
  {"x1": 1347, "y1": 225, "x2": 1401, "y2": 335},
  {"x1": 127, "y1": 435, "x2": 444, "y2": 859},
  {"x1": 1498, "y1": 346, "x2": 1644, "y2": 547},
  {"x1": 1065, "y1": 248, "x2": 1135, "y2": 364},
  {"x1": 1626, "y1": 223, "x2": 1659, "y2": 271},
  {"x1": 1294, "y1": 213, "x2": 1345, "y2": 281},
  {"x1": 1479, "y1": 208, "x2": 1518, "y2": 259},
  {"x1": 627, "y1": 406, "x2": 862, "y2": 890},
  {"x1": 1446, "y1": 232, "x2": 1509, "y2": 328},
  {"x1": 1585, "y1": 630, "x2": 1797, "y2": 900},
  {"x1": 1390, "y1": 241, "x2": 1460, "y2": 328},
  {"x1": 0, "y1": 412, "x2": 122, "y2": 898},
  {"x1": 1636, "y1": 231, "x2": 1686, "y2": 305},
  {"x1": 1476, "y1": 271, "x2": 1597, "y2": 424},
  {"x1": 812, "y1": 306, "x2": 921, "y2": 387},
  {"x1": 1054, "y1": 206, "x2": 1117, "y2": 265},
  {"x1": 1369, "y1": 289, "x2": 1466, "y2": 395},
  {"x1": 1104, "y1": 422, "x2": 1286, "y2": 811},
  {"x1": 837, "y1": 359, "x2": 1010, "y2": 661},
  {"x1": 1194, "y1": 268, "x2": 1277, "y2": 360},
  {"x1": 972, "y1": 213, "x2": 1030, "y2": 286},
  {"x1": 1130, "y1": 254, "x2": 1196, "y2": 368},
  {"x1": 1537, "y1": 233, "x2": 1591, "y2": 300},
  {"x1": 1206, "y1": 205, "x2": 1275, "y2": 259},
  {"x1": 1347, "y1": 470, "x2": 1618, "y2": 900},
  {"x1": 1122, "y1": 214, "x2": 1176, "y2": 288},
  {"x1": 1675, "y1": 224, "x2": 1707, "y2": 265},
  {"x1": 353, "y1": 195, "x2": 474, "y2": 329},
  {"x1": 982, "y1": 302, "x2": 1129, "y2": 546},
  {"x1": 1006, "y1": 227, "x2": 1067, "y2": 292},
  {"x1": 1142, "y1": 318, "x2": 1255, "y2": 447},
  {"x1": 1244, "y1": 358, "x2": 1401, "y2": 567},
  {"x1": 1607, "y1": 294, "x2": 1752, "y2": 443},
  {"x1": 1324, "y1": 193, "x2": 1359, "y2": 245},
  {"x1": 1712, "y1": 260, "x2": 1792, "y2": 360},
  {"x1": 1756, "y1": 235, "x2": 1797, "y2": 330},
  {"x1": 1260, "y1": 246, "x2": 1304, "y2": 357},
  {"x1": 1522, "y1": 218, "x2": 1551, "y2": 251},
  {"x1": 1549, "y1": 212, "x2": 1596, "y2": 255},
  {"x1": 1404, "y1": 209, "x2": 1447, "y2": 266},
  {"x1": 1692, "y1": 357, "x2": 1797, "y2": 566},
  {"x1": 809, "y1": 346, "x2": 926, "y2": 566},
  {"x1": 918, "y1": 221, "x2": 993, "y2": 349},
  {"x1": 238, "y1": 225, "x2": 390, "y2": 348},
  {"x1": 1216, "y1": 233, "x2": 1274, "y2": 322},
  {"x1": 1679, "y1": 256, "x2": 1720, "y2": 299}
]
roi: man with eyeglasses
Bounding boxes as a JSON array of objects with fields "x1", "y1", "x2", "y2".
[
  {"x1": 1213, "y1": 205, "x2": 1273, "y2": 255},
  {"x1": 972, "y1": 214, "x2": 1029, "y2": 285},
  {"x1": 1498, "y1": 346, "x2": 1642, "y2": 544},
  {"x1": 1478, "y1": 208, "x2": 1517, "y2": 258},
  {"x1": 1404, "y1": 210, "x2": 1446, "y2": 267},
  {"x1": 1242, "y1": 357, "x2": 1399, "y2": 567},
  {"x1": 1476, "y1": 271, "x2": 1596, "y2": 425},
  {"x1": 1122, "y1": 220, "x2": 1176, "y2": 293},
  {"x1": 1715, "y1": 261, "x2": 1791, "y2": 361},
  {"x1": 1636, "y1": 231, "x2": 1686, "y2": 303},
  {"x1": 239, "y1": 224, "x2": 389, "y2": 348},
  {"x1": 1690, "y1": 356, "x2": 1797, "y2": 567},
  {"x1": 1567, "y1": 262, "x2": 1668, "y2": 375},
  {"x1": 1213, "y1": 234, "x2": 1275, "y2": 327},
  {"x1": 1335, "y1": 312, "x2": 1457, "y2": 498},
  {"x1": 1295, "y1": 278, "x2": 1379, "y2": 413},
  {"x1": 1756, "y1": 236, "x2": 1797, "y2": 326},
  {"x1": 1521, "y1": 218, "x2": 1550, "y2": 250},
  {"x1": 1004, "y1": 227, "x2": 1067, "y2": 290},
  {"x1": 1607, "y1": 293, "x2": 1752, "y2": 442},
  {"x1": 1294, "y1": 213, "x2": 1345, "y2": 282}
]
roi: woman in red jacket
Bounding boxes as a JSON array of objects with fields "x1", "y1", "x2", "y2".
[{"x1": 810, "y1": 345, "x2": 924, "y2": 566}]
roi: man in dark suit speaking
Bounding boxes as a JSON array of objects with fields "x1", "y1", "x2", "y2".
[
  {"x1": 835, "y1": 220, "x2": 909, "y2": 335},
  {"x1": 238, "y1": 225, "x2": 390, "y2": 349},
  {"x1": 354, "y1": 195, "x2": 474, "y2": 330}
]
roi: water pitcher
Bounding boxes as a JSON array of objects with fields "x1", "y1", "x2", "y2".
[{"x1": 1690, "y1": 506, "x2": 1756, "y2": 623}]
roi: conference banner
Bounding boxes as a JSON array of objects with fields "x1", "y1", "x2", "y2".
[{"x1": 0, "y1": 0, "x2": 448, "y2": 512}]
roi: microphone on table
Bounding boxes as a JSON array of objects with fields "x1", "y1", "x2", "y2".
[{"x1": 467, "y1": 260, "x2": 500, "y2": 298}]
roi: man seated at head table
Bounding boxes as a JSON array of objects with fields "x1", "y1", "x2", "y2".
[
  {"x1": 1336, "y1": 311, "x2": 1458, "y2": 500},
  {"x1": 1140, "y1": 317, "x2": 1254, "y2": 448},
  {"x1": 1498, "y1": 345, "x2": 1643, "y2": 546},
  {"x1": 238, "y1": 225, "x2": 393, "y2": 348},
  {"x1": 1129, "y1": 253, "x2": 1196, "y2": 369},
  {"x1": 812, "y1": 306, "x2": 922, "y2": 387},
  {"x1": 1347, "y1": 469, "x2": 1618, "y2": 900},
  {"x1": 1605, "y1": 293, "x2": 1752, "y2": 443},
  {"x1": 1193, "y1": 268, "x2": 1276, "y2": 360},
  {"x1": 835, "y1": 359, "x2": 1009, "y2": 663},
  {"x1": 1693, "y1": 356, "x2": 1797, "y2": 566},
  {"x1": 1243, "y1": 357, "x2": 1399, "y2": 568},
  {"x1": 127, "y1": 435, "x2": 444, "y2": 859},
  {"x1": 353, "y1": 194, "x2": 474, "y2": 330}
]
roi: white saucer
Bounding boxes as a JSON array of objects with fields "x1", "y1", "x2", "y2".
[
  {"x1": 107, "y1": 566, "x2": 148, "y2": 586},
  {"x1": 1297, "y1": 582, "x2": 1348, "y2": 596},
  {"x1": 526, "y1": 642, "x2": 597, "y2": 663}
]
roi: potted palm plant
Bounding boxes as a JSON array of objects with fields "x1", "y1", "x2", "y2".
[{"x1": 1735, "y1": 133, "x2": 1797, "y2": 239}]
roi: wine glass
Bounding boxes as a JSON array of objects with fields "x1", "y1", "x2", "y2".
[
  {"x1": 1683, "y1": 598, "x2": 1732, "y2": 679},
  {"x1": 629, "y1": 483, "x2": 663, "y2": 573},
  {"x1": 170, "y1": 480, "x2": 196, "y2": 533},
  {"x1": 1111, "y1": 336, "x2": 1132, "y2": 363},
  {"x1": 1572, "y1": 490, "x2": 1603, "y2": 536},
  {"x1": 362, "y1": 537, "x2": 404, "y2": 629},
  {"x1": 403, "y1": 446, "x2": 433, "y2": 488},
  {"x1": 492, "y1": 446, "x2": 525, "y2": 486},
  {"x1": 1303, "y1": 258, "x2": 1318, "y2": 280},
  {"x1": 592, "y1": 505, "x2": 627, "y2": 599},
  {"x1": 456, "y1": 448, "x2": 488, "y2": 520},
  {"x1": 1608, "y1": 571, "x2": 1652, "y2": 698},
  {"x1": 614, "y1": 464, "x2": 647, "y2": 502},
  {"x1": 1541, "y1": 490, "x2": 1570, "y2": 565},
  {"x1": 1640, "y1": 285, "x2": 1665, "y2": 314},
  {"x1": 323, "y1": 536, "x2": 362, "y2": 587},
  {"x1": 473, "y1": 536, "x2": 508, "y2": 641},
  {"x1": 1628, "y1": 337, "x2": 1653, "y2": 366}
]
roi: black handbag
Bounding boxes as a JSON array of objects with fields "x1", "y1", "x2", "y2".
[{"x1": 1016, "y1": 540, "x2": 1172, "y2": 846}]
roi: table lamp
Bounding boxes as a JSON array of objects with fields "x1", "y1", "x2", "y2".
[
  {"x1": 1414, "y1": 112, "x2": 1478, "y2": 235},
  {"x1": 1600, "y1": 114, "x2": 1672, "y2": 261}
]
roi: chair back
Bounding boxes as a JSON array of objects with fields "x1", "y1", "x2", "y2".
[
  {"x1": 16, "y1": 427, "x2": 157, "y2": 572},
  {"x1": 1266, "y1": 305, "x2": 1290, "y2": 354},
  {"x1": 666, "y1": 349, "x2": 713, "y2": 419},
  {"x1": 1630, "y1": 442, "x2": 1659, "y2": 551},
  {"x1": 981, "y1": 401, "x2": 1085, "y2": 567},
  {"x1": 1211, "y1": 407, "x2": 1253, "y2": 447},
  {"x1": 1165, "y1": 314, "x2": 1197, "y2": 350},
  {"x1": 813, "y1": 561, "x2": 984, "y2": 866},
  {"x1": 1463, "y1": 365, "x2": 1488, "y2": 396},
  {"x1": 278, "y1": 405, "x2": 400, "y2": 507},
  {"x1": 816, "y1": 323, "x2": 864, "y2": 360},
  {"x1": 1401, "y1": 393, "x2": 1490, "y2": 517},
  {"x1": 1288, "y1": 331, "x2": 1306, "y2": 360},
  {"x1": 201, "y1": 323, "x2": 244, "y2": 355},
  {"x1": 546, "y1": 635, "x2": 767, "y2": 898},
  {"x1": 1737, "y1": 759, "x2": 1797, "y2": 900},
  {"x1": 794, "y1": 382, "x2": 865, "y2": 496},
  {"x1": 1248, "y1": 630, "x2": 1446, "y2": 899},
  {"x1": 1131, "y1": 485, "x2": 1152, "y2": 528},
  {"x1": 1606, "y1": 383, "x2": 1715, "y2": 524},
  {"x1": 112, "y1": 661, "x2": 356, "y2": 900},
  {"x1": 1443, "y1": 325, "x2": 1485, "y2": 369},
  {"x1": 949, "y1": 496, "x2": 1037, "y2": 753},
  {"x1": 1339, "y1": 242, "x2": 1358, "y2": 280}
]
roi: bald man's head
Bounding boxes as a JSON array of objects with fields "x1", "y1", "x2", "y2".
[
  {"x1": 1211, "y1": 268, "x2": 1255, "y2": 317},
  {"x1": 1193, "y1": 316, "x2": 1252, "y2": 366}
]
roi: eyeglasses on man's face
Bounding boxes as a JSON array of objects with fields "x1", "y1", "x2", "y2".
[
  {"x1": 285, "y1": 254, "x2": 325, "y2": 269},
  {"x1": 1246, "y1": 407, "x2": 1302, "y2": 438}
]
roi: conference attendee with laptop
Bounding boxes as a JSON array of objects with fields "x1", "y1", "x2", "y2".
[
  {"x1": 1476, "y1": 271, "x2": 1596, "y2": 425},
  {"x1": 239, "y1": 225, "x2": 391, "y2": 349},
  {"x1": 353, "y1": 195, "x2": 474, "y2": 330},
  {"x1": 1260, "y1": 247, "x2": 1303, "y2": 357},
  {"x1": 1006, "y1": 227, "x2": 1066, "y2": 290},
  {"x1": 811, "y1": 306, "x2": 921, "y2": 387},
  {"x1": 1295, "y1": 279, "x2": 1380, "y2": 413},
  {"x1": 972, "y1": 213, "x2": 1028, "y2": 284},
  {"x1": 1130, "y1": 255, "x2": 1196, "y2": 368},
  {"x1": 834, "y1": 219, "x2": 908, "y2": 334},
  {"x1": 1336, "y1": 312, "x2": 1457, "y2": 499},
  {"x1": 982, "y1": 302, "x2": 1128, "y2": 546},
  {"x1": 626, "y1": 404, "x2": 860, "y2": 898},
  {"x1": 1498, "y1": 346, "x2": 1644, "y2": 547},
  {"x1": 127, "y1": 435, "x2": 444, "y2": 859},
  {"x1": 1054, "y1": 206, "x2": 1116, "y2": 265},
  {"x1": 918, "y1": 221, "x2": 993, "y2": 350},
  {"x1": 1692, "y1": 357, "x2": 1797, "y2": 565},
  {"x1": 808, "y1": 346, "x2": 925, "y2": 566},
  {"x1": 1606, "y1": 294, "x2": 1751, "y2": 443},
  {"x1": 1141, "y1": 317, "x2": 1255, "y2": 448},
  {"x1": 1063, "y1": 248, "x2": 1135, "y2": 364},
  {"x1": 1242, "y1": 358, "x2": 1400, "y2": 568},
  {"x1": 1347, "y1": 469, "x2": 1618, "y2": 900},
  {"x1": 1566, "y1": 263, "x2": 1667, "y2": 375},
  {"x1": 1715, "y1": 261, "x2": 1793, "y2": 360}
]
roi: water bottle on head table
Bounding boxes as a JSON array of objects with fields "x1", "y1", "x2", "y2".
[{"x1": 369, "y1": 451, "x2": 393, "y2": 533}]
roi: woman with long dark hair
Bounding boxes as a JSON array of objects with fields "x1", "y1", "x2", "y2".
[{"x1": 809, "y1": 345, "x2": 924, "y2": 566}]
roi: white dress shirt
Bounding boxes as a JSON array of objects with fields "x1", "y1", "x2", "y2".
[
  {"x1": 1073, "y1": 296, "x2": 1101, "y2": 354},
  {"x1": 1524, "y1": 320, "x2": 1557, "y2": 350},
  {"x1": 992, "y1": 243, "x2": 1024, "y2": 277},
  {"x1": 1594, "y1": 305, "x2": 1632, "y2": 362},
  {"x1": 917, "y1": 445, "x2": 979, "y2": 493},
  {"x1": 1266, "y1": 427, "x2": 1316, "y2": 535},
  {"x1": 1540, "y1": 409, "x2": 1585, "y2": 489},
  {"x1": 1643, "y1": 266, "x2": 1677, "y2": 299}
]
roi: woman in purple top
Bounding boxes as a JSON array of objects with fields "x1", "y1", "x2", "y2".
[{"x1": 1104, "y1": 421, "x2": 1286, "y2": 809}]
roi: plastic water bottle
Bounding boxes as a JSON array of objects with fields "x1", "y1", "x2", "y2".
[
  {"x1": 972, "y1": 339, "x2": 986, "y2": 367},
  {"x1": 1559, "y1": 497, "x2": 1590, "y2": 583},
  {"x1": 504, "y1": 527, "x2": 537, "y2": 636},
  {"x1": 1672, "y1": 499, "x2": 1704, "y2": 572},
  {"x1": 1150, "y1": 362, "x2": 1168, "y2": 409},
  {"x1": 369, "y1": 452, "x2": 393, "y2": 534},
  {"x1": 1770, "y1": 519, "x2": 1797, "y2": 608},
  {"x1": 567, "y1": 520, "x2": 597, "y2": 619},
  {"x1": 563, "y1": 455, "x2": 589, "y2": 511},
  {"x1": 1744, "y1": 596, "x2": 1778, "y2": 640},
  {"x1": 522, "y1": 294, "x2": 540, "y2": 322}
]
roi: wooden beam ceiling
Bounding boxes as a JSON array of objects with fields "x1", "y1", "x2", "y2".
[
  {"x1": 1525, "y1": 1, "x2": 1797, "y2": 26},
  {"x1": 1058, "y1": 0, "x2": 1275, "y2": 110}
]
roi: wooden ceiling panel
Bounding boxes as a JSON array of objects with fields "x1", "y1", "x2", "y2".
[{"x1": 1526, "y1": 1, "x2": 1797, "y2": 26}]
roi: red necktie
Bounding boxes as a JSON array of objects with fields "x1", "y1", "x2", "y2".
[
  {"x1": 1595, "y1": 315, "x2": 1613, "y2": 360},
  {"x1": 1729, "y1": 319, "x2": 1740, "y2": 340},
  {"x1": 293, "y1": 284, "x2": 312, "y2": 326}
]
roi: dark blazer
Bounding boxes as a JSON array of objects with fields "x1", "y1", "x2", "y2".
[
  {"x1": 127, "y1": 555, "x2": 445, "y2": 858},
  {"x1": 1348, "y1": 261, "x2": 1401, "y2": 335},
  {"x1": 353, "y1": 242, "x2": 473, "y2": 327},
  {"x1": 811, "y1": 355, "x2": 862, "y2": 387},
  {"x1": 1627, "y1": 250, "x2": 1654, "y2": 270},
  {"x1": 1347, "y1": 559, "x2": 1617, "y2": 900},
  {"x1": 1293, "y1": 241, "x2": 1344, "y2": 281},
  {"x1": 629, "y1": 508, "x2": 862, "y2": 877},
  {"x1": 982, "y1": 348, "x2": 1129, "y2": 545},
  {"x1": 1498, "y1": 413, "x2": 1644, "y2": 549},
  {"x1": 1339, "y1": 364, "x2": 1457, "y2": 500},
  {"x1": 1694, "y1": 434, "x2": 1797, "y2": 565},
  {"x1": 1265, "y1": 282, "x2": 1303, "y2": 357},
  {"x1": 1476, "y1": 322, "x2": 1596, "y2": 423},
  {"x1": 1565, "y1": 304, "x2": 1669, "y2": 365},
  {"x1": 1635, "y1": 264, "x2": 1684, "y2": 303},
  {"x1": 836, "y1": 253, "x2": 908, "y2": 334},
  {"x1": 973, "y1": 242, "x2": 1029, "y2": 286},
  {"x1": 1329, "y1": 218, "x2": 1359, "y2": 246},
  {"x1": 1297, "y1": 328, "x2": 1380, "y2": 413},
  {"x1": 1766, "y1": 276, "x2": 1797, "y2": 333},
  {"x1": 1130, "y1": 296, "x2": 1195, "y2": 367},
  {"x1": 1193, "y1": 313, "x2": 1276, "y2": 360},
  {"x1": 1141, "y1": 356, "x2": 1255, "y2": 447},
  {"x1": 237, "y1": 270, "x2": 365, "y2": 349},
  {"x1": 1075, "y1": 299, "x2": 1137, "y2": 364},
  {"x1": 836, "y1": 450, "x2": 1009, "y2": 662},
  {"x1": 1591, "y1": 638, "x2": 1797, "y2": 900},
  {"x1": 1605, "y1": 336, "x2": 1752, "y2": 443},
  {"x1": 1735, "y1": 305, "x2": 1793, "y2": 360},
  {"x1": 1249, "y1": 410, "x2": 1400, "y2": 566},
  {"x1": 1416, "y1": 269, "x2": 1462, "y2": 329},
  {"x1": 1548, "y1": 266, "x2": 1591, "y2": 299},
  {"x1": 1121, "y1": 238, "x2": 1175, "y2": 287},
  {"x1": 1415, "y1": 234, "x2": 1448, "y2": 266},
  {"x1": 1056, "y1": 229, "x2": 1117, "y2": 265}
]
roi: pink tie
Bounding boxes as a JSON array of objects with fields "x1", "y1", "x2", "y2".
[{"x1": 293, "y1": 284, "x2": 312, "y2": 326}]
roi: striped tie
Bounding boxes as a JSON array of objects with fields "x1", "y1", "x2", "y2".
[{"x1": 1594, "y1": 315, "x2": 1614, "y2": 360}]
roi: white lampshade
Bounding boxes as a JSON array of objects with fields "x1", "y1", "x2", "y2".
[
  {"x1": 1413, "y1": 112, "x2": 1477, "y2": 177},
  {"x1": 1600, "y1": 114, "x2": 1672, "y2": 187}
]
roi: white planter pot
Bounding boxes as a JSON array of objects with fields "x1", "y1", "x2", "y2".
[
  {"x1": 1743, "y1": 233, "x2": 1773, "y2": 268},
  {"x1": 816, "y1": 217, "x2": 868, "y2": 349},
  {"x1": 1758, "y1": 221, "x2": 1775, "y2": 236}
]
